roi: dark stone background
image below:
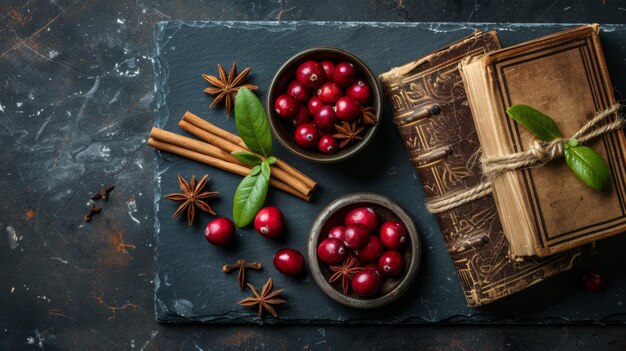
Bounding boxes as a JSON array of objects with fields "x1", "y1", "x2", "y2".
[{"x1": 1, "y1": 0, "x2": 626, "y2": 349}]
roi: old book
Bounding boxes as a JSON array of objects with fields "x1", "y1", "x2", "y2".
[
  {"x1": 379, "y1": 30, "x2": 589, "y2": 307},
  {"x1": 460, "y1": 25, "x2": 626, "y2": 257}
]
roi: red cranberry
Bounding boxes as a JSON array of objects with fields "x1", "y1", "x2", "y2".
[
  {"x1": 286, "y1": 80, "x2": 310, "y2": 103},
  {"x1": 313, "y1": 105, "x2": 337, "y2": 132},
  {"x1": 273, "y1": 248, "x2": 305, "y2": 277},
  {"x1": 379, "y1": 221, "x2": 408, "y2": 250},
  {"x1": 355, "y1": 236, "x2": 384, "y2": 262},
  {"x1": 317, "y1": 238, "x2": 347, "y2": 264},
  {"x1": 334, "y1": 96, "x2": 361, "y2": 121},
  {"x1": 204, "y1": 217, "x2": 235, "y2": 246},
  {"x1": 294, "y1": 123, "x2": 319, "y2": 149},
  {"x1": 328, "y1": 225, "x2": 346, "y2": 241},
  {"x1": 378, "y1": 251, "x2": 404, "y2": 277},
  {"x1": 296, "y1": 60, "x2": 326, "y2": 89},
  {"x1": 274, "y1": 94, "x2": 299, "y2": 118},
  {"x1": 343, "y1": 224, "x2": 370, "y2": 250},
  {"x1": 291, "y1": 105, "x2": 311, "y2": 127},
  {"x1": 307, "y1": 96, "x2": 324, "y2": 116},
  {"x1": 351, "y1": 269, "x2": 382, "y2": 296},
  {"x1": 320, "y1": 60, "x2": 335, "y2": 80},
  {"x1": 581, "y1": 270, "x2": 606, "y2": 292},
  {"x1": 332, "y1": 62, "x2": 357, "y2": 87},
  {"x1": 346, "y1": 79, "x2": 372, "y2": 105},
  {"x1": 317, "y1": 82, "x2": 343, "y2": 104},
  {"x1": 317, "y1": 134, "x2": 338, "y2": 154},
  {"x1": 364, "y1": 263, "x2": 383, "y2": 278},
  {"x1": 254, "y1": 206, "x2": 284, "y2": 238},
  {"x1": 344, "y1": 207, "x2": 378, "y2": 231}
]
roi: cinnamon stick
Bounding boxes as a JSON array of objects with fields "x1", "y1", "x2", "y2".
[
  {"x1": 150, "y1": 127, "x2": 242, "y2": 165},
  {"x1": 147, "y1": 138, "x2": 311, "y2": 201}
]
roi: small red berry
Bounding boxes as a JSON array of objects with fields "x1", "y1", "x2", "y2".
[
  {"x1": 346, "y1": 79, "x2": 372, "y2": 105},
  {"x1": 307, "y1": 96, "x2": 324, "y2": 116},
  {"x1": 286, "y1": 80, "x2": 310, "y2": 103},
  {"x1": 273, "y1": 248, "x2": 305, "y2": 277},
  {"x1": 378, "y1": 251, "x2": 404, "y2": 277},
  {"x1": 317, "y1": 82, "x2": 343, "y2": 104},
  {"x1": 313, "y1": 105, "x2": 337, "y2": 132},
  {"x1": 351, "y1": 269, "x2": 382, "y2": 296},
  {"x1": 364, "y1": 263, "x2": 383, "y2": 278},
  {"x1": 379, "y1": 221, "x2": 408, "y2": 250},
  {"x1": 291, "y1": 105, "x2": 311, "y2": 127},
  {"x1": 344, "y1": 207, "x2": 378, "y2": 231},
  {"x1": 320, "y1": 60, "x2": 335, "y2": 80},
  {"x1": 334, "y1": 96, "x2": 362, "y2": 122},
  {"x1": 332, "y1": 62, "x2": 357, "y2": 87},
  {"x1": 296, "y1": 60, "x2": 326, "y2": 89},
  {"x1": 274, "y1": 94, "x2": 299, "y2": 118},
  {"x1": 204, "y1": 217, "x2": 235, "y2": 246},
  {"x1": 328, "y1": 225, "x2": 346, "y2": 241},
  {"x1": 294, "y1": 123, "x2": 319, "y2": 149},
  {"x1": 355, "y1": 236, "x2": 384, "y2": 262},
  {"x1": 581, "y1": 270, "x2": 606, "y2": 292},
  {"x1": 317, "y1": 238, "x2": 347, "y2": 265},
  {"x1": 343, "y1": 224, "x2": 370, "y2": 250},
  {"x1": 254, "y1": 206, "x2": 284, "y2": 238},
  {"x1": 317, "y1": 134, "x2": 338, "y2": 154}
]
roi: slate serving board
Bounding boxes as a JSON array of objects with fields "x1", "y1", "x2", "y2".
[{"x1": 153, "y1": 21, "x2": 626, "y2": 324}]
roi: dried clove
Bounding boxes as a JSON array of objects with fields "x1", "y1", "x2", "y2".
[
  {"x1": 83, "y1": 204, "x2": 102, "y2": 222},
  {"x1": 90, "y1": 185, "x2": 115, "y2": 201},
  {"x1": 223, "y1": 259, "x2": 262, "y2": 290}
]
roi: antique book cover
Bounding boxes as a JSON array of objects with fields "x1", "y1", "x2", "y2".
[
  {"x1": 460, "y1": 25, "x2": 626, "y2": 257},
  {"x1": 379, "y1": 30, "x2": 589, "y2": 307}
]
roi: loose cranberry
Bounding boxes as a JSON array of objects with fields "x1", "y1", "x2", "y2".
[
  {"x1": 581, "y1": 270, "x2": 606, "y2": 292},
  {"x1": 204, "y1": 217, "x2": 235, "y2": 246},
  {"x1": 344, "y1": 207, "x2": 378, "y2": 231},
  {"x1": 294, "y1": 123, "x2": 319, "y2": 149},
  {"x1": 378, "y1": 251, "x2": 404, "y2": 277},
  {"x1": 332, "y1": 62, "x2": 357, "y2": 87},
  {"x1": 317, "y1": 238, "x2": 347, "y2": 264},
  {"x1": 286, "y1": 80, "x2": 310, "y2": 103},
  {"x1": 355, "y1": 236, "x2": 384, "y2": 262},
  {"x1": 254, "y1": 206, "x2": 284, "y2": 238},
  {"x1": 317, "y1": 134, "x2": 338, "y2": 154},
  {"x1": 328, "y1": 225, "x2": 346, "y2": 241},
  {"x1": 320, "y1": 60, "x2": 335, "y2": 80},
  {"x1": 274, "y1": 94, "x2": 299, "y2": 119},
  {"x1": 296, "y1": 60, "x2": 326, "y2": 89},
  {"x1": 317, "y1": 82, "x2": 343, "y2": 104},
  {"x1": 273, "y1": 248, "x2": 305, "y2": 277},
  {"x1": 334, "y1": 96, "x2": 362, "y2": 121},
  {"x1": 346, "y1": 79, "x2": 372, "y2": 105},
  {"x1": 343, "y1": 224, "x2": 370, "y2": 250},
  {"x1": 351, "y1": 269, "x2": 382, "y2": 296},
  {"x1": 291, "y1": 105, "x2": 311, "y2": 127},
  {"x1": 313, "y1": 105, "x2": 337, "y2": 132},
  {"x1": 364, "y1": 263, "x2": 383, "y2": 278},
  {"x1": 307, "y1": 96, "x2": 324, "y2": 116},
  {"x1": 379, "y1": 221, "x2": 408, "y2": 250}
]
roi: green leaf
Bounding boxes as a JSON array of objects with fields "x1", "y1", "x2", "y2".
[
  {"x1": 261, "y1": 159, "x2": 271, "y2": 181},
  {"x1": 564, "y1": 145, "x2": 611, "y2": 191},
  {"x1": 231, "y1": 151, "x2": 263, "y2": 166},
  {"x1": 506, "y1": 105, "x2": 563, "y2": 141},
  {"x1": 234, "y1": 87, "x2": 272, "y2": 157},
  {"x1": 266, "y1": 156, "x2": 277, "y2": 165},
  {"x1": 233, "y1": 167, "x2": 269, "y2": 227}
]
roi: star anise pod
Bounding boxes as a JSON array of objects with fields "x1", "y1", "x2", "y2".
[
  {"x1": 163, "y1": 174, "x2": 219, "y2": 225},
  {"x1": 333, "y1": 121, "x2": 365, "y2": 149},
  {"x1": 239, "y1": 278, "x2": 286, "y2": 318},
  {"x1": 361, "y1": 106, "x2": 377, "y2": 126},
  {"x1": 201, "y1": 63, "x2": 258, "y2": 116},
  {"x1": 328, "y1": 254, "x2": 363, "y2": 294}
]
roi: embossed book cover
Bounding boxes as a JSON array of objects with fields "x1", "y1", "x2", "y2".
[{"x1": 379, "y1": 31, "x2": 589, "y2": 307}]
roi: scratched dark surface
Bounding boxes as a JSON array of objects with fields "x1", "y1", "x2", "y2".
[{"x1": 2, "y1": 1, "x2": 626, "y2": 350}]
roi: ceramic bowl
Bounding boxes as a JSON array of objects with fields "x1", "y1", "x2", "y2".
[
  {"x1": 266, "y1": 47, "x2": 383, "y2": 163},
  {"x1": 307, "y1": 192, "x2": 421, "y2": 309}
]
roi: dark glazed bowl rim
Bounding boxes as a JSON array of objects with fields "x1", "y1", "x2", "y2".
[
  {"x1": 307, "y1": 192, "x2": 422, "y2": 309},
  {"x1": 266, "y1": 47, "x2": 383, "y2": 163}
]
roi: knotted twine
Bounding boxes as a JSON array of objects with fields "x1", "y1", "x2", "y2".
[{"x1": 426, "y1": 104, "x2": 624, "y2": 214}]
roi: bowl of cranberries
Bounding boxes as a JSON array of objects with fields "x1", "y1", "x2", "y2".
[
  {"x1": 267, "y1": 47, "x2": 383, "y2": 163},
  {"x1": 307, "y1": 193, "x2": 421, "y2": 309}
]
